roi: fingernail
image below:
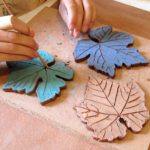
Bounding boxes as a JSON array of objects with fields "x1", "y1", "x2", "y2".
[
  {"x1": 35, "y1": 52, "x2": 39, "y2": 57},
  {"x1": 69, "y1": 30, "x2": 73, "y2": 36},
  {"x1": 69, "y1": 24, "x2": 74, "y2": 31},
  {"x1": 34, "y1": 42, "x2": 39, "y2": 50},
  {"x1": 74, "y1": 31, "x2": 80, "y2": 38}
]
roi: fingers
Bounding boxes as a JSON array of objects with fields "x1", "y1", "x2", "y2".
[
  {"x1": 59, "y1": 0, "x2": 96, "y2": 37},
  {"x1": 82, "y1": 0, "x2": 96, "y2": 33},
  {"x1": 0, "y1": 53, "x2": 32, "y2": 62},
  {"x1": 0, "y1": 42, "x2": 38, "y2": 60},
  {"x1": 90, "y1": 1, "x2": 96, "y2": 29},
  {"x1": 0, "y1": 16, "x2": 38, "y2": 62},
  {"x1": 0, "y1": 30, "x2": 38, "y2": 50},
  {"x1": 0, "y1": 16, "x2": 34, "y2": 36},
  {"x1": 59, "y1": 1, "x2": 68, "y2": 28},
  {"x1": 60, "y1": 0, "x2": 82, "y2": 37},
  {"x1": 11, "y1": 16, "x2": 34, "y2": 36},
  {"x1": 73, "y1": 0, "x2": 84, "y2": 37},
  {"x1": 64, "y1": 0, "x2": 77, "y2": 35}
]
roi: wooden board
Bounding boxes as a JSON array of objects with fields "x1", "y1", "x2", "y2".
[{"x1": 0, "y1": 7, "x2": 150, "y2": 150}]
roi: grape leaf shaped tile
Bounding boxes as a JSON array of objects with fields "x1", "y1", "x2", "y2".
[
  {"x1": 74, "y1": 26, "x2": 148, "y2": 77},
  {"x1": 3, "y1": 50, "x2": 74, "y2": 103},
  {"x1": 75, "y1": 76, "x2": 149, "y2": 142}
]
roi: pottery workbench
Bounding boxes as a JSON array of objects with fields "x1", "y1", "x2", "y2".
[{"x1": 0, "y1": 0, "x2": 150, "y2": 150}]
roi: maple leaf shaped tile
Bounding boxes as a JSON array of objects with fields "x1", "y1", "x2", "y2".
[
  {"x1": 75, "y1": 76, "x2": 150, "y2": 142},
  {"x1": 3, "y1": 50, "x2": 74, "y2": 103},
  {"x1": 74, "y1": 26, "x2": 148, "y2": 77}
]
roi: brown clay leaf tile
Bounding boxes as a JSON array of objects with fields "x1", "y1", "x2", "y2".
[{"x1": 75, "y1": 76, "x2": 150, "y2": 142}]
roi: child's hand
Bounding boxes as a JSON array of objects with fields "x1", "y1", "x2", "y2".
[
  {"x1": 0, "y1": 16, "x2": 38, "y2": 62},
  {"x1": 59, "y1": 0, "x2": 96, "y2": 37}
]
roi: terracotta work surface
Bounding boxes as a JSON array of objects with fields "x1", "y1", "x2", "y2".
[
  {"x1": 0, "y1": 101, "x2": 111, "y2": 150},
  {"x1": 0, "y1": 8, "x2": 150, "y2": 150}
]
